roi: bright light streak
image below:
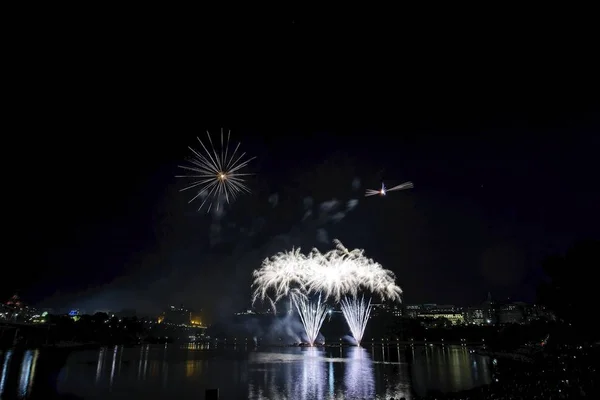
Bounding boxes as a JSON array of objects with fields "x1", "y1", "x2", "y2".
[
  {"x1": 18, "y1": 350, "x2": 37, "y2": 398},
  {"x1": 293, "y1": 293, "x2": 329, "y2": 346},
  {"x1": 340, "y1": 296, "x2": 372, "y2": 346},
  {"x1": 109, "y1": 345, "x2": 118, "y2": 390},
  {"x1": 0, "y1": 350, "x2": 12, "y2": 396},
  {"x1": 95, "y1": 348, "x2": 105, "y2": 384}
]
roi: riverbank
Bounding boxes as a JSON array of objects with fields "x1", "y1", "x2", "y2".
[{"x1": 410, "y1": 345, "x2": 598, "y2": 399}]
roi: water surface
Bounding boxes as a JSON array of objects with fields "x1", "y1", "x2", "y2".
[{"x1": 0, "y1": 344, "x2": 491, "y2": 399}]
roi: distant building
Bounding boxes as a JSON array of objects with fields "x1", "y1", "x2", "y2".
[
  {"x1": 417, "y1": 304, "x2": 464, "y2": 326},
  {"x1": 435, "y1": 304, "x2": 458, "y2": 312},
  {"x1": 391, "y1": 296, "x2": 549, "y2": 327},
  {"x1": 190, "y1": 312, "x2": 203, "y2": 326},
  {"x1": 421, "y1": 304, "x2": 438, "y2": 312},
  {"x1": 391, "y1": 306, "x2": 403, "y2": 317},
  {"x1": 404, "y1": 304, "x2": 422, "y2": 318},
  {"x1": 481, "y1": 292, "x2": 498, "y2": 325},
  {"x1": 159, "y1": 304, "x2": 205, "y2": 326},
  {"x1": 163, "y1": 304, "x2": 191, "y2": 325},
  {"x1": 526, "y1": 304, "x2": 556, "y2": 322},
  {"x1": 234, "y1": 306, "x2": 279, "y2": 316},
  {"x1": 497, "y1": 302, "x2": 526, "y2": 324},
  {"x1": 5, "y1": 294, "x2": 24, "y2": 308},
  {"x1": 369, "y1": 303, "x2": 386, "y2": 317},
  {"x1": 3, "y1": 294, "x2": 36, "y2": 322},
  {"x1": 404, "y1": 303, "x2": 464, "y2": 326},
  {"x1": 418, "y1": 312, "x2": 464, "y2": 325},
  {"x1": 151, "y1": 304, "x2": 207, "y2": 341},
  {"x1": 465, "y1": 307, "x2": 486, "y2": 325},
  {"x1": 0, "y1": 303, "x2": 8, "y2": 320},
  {"x1": 369, "y1": 303, "x2": 403, "y2": 317}
]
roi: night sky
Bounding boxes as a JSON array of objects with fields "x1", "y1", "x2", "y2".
[{"x1": 4, "y1": 15, "x2": 599, "y2": 322}]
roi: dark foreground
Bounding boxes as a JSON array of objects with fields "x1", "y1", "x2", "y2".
[{"x1": 411, "y1": 345, "x2": 598, "y2": 400}]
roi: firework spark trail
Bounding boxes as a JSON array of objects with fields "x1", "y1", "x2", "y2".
[
  {"x1": 292, "y1": 293, "x2": 329, "y2": 346},
  {"x1": 365, "y1": 181, "x2": 413, "y2": 197},
  {"x1": 340, "y1": 295, "x2": 372, "y2": 346},
  {"x1": 176, "y1": 129, "x2": 255, "y2": 212}
]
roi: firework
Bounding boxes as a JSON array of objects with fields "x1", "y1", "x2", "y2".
[
  {"x1": 340, "y1": 295, "x2": 372, "y2": 346},
  {"x1": 251, "y1": 240, "x2": 402, "y2": 346},
  {"x1": 251, "y1": 248, "x2": 310, "y2": 311},
  {"x1": 176, "y1": 129, "x2": 255, "y2": 212},
  {"x1": 306, "y1": 240, "x2": 403, "y2": 303},
  {"x1": 365, "y1": 181, "x2": 413, "y2": 197},
  {"x1": 311, "y1": 240, "x2": 401, "y2": 346},
  {"x1": 293, "y1": 293, "x2": 329, "y2": 346},
  {"x1": 251, "y1": 248, "x2": 327, "y2": 346}
]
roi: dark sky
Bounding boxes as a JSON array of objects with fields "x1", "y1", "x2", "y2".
[{"x1": 4, "y1": 14, "x2": 599, "y2": 320}]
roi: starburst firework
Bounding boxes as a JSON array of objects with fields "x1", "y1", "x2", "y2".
[{"x1": 177, "y1": 129, "x2": 255, "y2": 212}]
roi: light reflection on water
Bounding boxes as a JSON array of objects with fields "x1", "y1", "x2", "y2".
[
  {"x1": 0, "y1": 344, "x2": 490, "y2": 399},
  {"x1": 344, "y1": 347, "x2": 375, "y2": 399},
  {"x1": 410, "y1": 345, "x2": 492, "y2": 395},
  {"x1": 0, "y1": 349, "x2": 39, "y2": 399}
]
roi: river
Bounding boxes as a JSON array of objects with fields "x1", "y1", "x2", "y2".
[{"x1": 0, "y1": 344, "x2": 491, "y2": 399}]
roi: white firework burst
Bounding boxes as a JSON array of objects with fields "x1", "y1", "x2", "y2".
[
  {"x1": 251, "y1": 239, "x2": 402, "y2": 346},
  {"x1": 177, "y1": 129, "x2": 255, "y2": 212}
]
